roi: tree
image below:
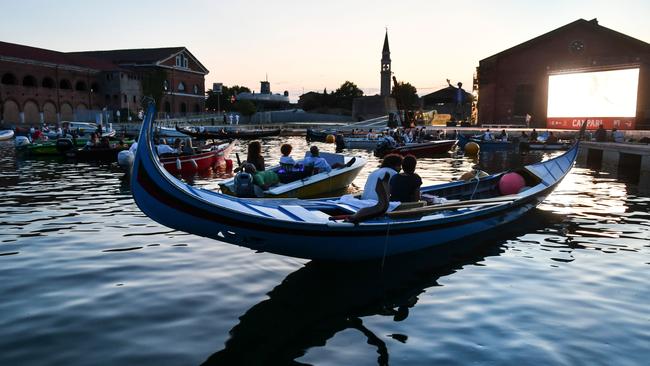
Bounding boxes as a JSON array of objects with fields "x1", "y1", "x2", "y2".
[
  {"x1": 391, "y1": 81, "x2": 418, "y2": 109},
  {"x1": 233, "y1": 100, "x2": 256, "y2": 116},
  {"x1": 334, "y1": 81, "x2": 364, "y2": 110},
  {"x1": 205, "y1": 85, "x2": 251, "y2": 112}
]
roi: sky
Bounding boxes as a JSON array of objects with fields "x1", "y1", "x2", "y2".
[{"x1": 1, "y1": 0, "x2": 649, "y2": 102}]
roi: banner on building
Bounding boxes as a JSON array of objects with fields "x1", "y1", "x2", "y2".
[{"x1": 547, "y1": 117, "x2": 636, "y2": 130}]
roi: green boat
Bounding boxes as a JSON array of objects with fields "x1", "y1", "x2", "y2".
[{"x1": 15, "y1": 137, "x2": 89, "y2": 156}]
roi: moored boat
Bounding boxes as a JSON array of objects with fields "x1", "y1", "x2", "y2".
[
  {"x1": 176, "y1": 126, "x2": 281, "y2": 140},
  {"x1": 131, "y1": 103, "x2": 583, "y2": 261},
  {"x1": 457, "y1": 134, "x2": 515, "y2": 151},
  {"x1": 374, "y1": 139, "x2": 457, "y2": 157},
  {"x1": 0, "y1": 130, "x2": 14, "y2": 141},
  {"x1": 519, "y1": 141, "x2": 572, "y2": 151},
  {"x1": 159, "y1": 141, "x2": 236, "y2": 175},
  {"x1": 219, "y1": 153, "x2": 366, "y2": 198},
  {"x1": 15, "y1": 137, "x2": 89, "y2": 156},
  {"x1": 344, "y1": 137, "x2": 381, "y2": 150}
]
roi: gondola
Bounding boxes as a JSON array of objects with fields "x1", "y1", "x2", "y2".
[
  {"x1": 131, "y1": 102, "x2": 582, "y2": 261},
  {"x1": 374, "y1": 139, "x2": 457, "y2": 158},
  {"x1": 175, "y1": 125, "x2": 281, "y2": 140},
  {"x1": 65, "y1": 145, "x2": 130, "y2": 162}
]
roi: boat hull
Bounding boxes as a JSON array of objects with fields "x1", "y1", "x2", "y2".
[
  {"x1": 0, "y1": 130, "x2": 14, "y2": 141},
  {"x1": 375, "y1": 140, "x2": 457, "y2": 157},
  {"x1": 458, "y1": 135, "x2": 514, "y2": 150}
]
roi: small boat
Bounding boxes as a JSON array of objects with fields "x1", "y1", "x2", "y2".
[
  {"x1": 218, "y1": 153, "x2": 366, "y2": 198},
  {"x1": 15, "y1": 137, "x2": 89, "y2": 156},
  {"x1": 457, "y1": 134, "x2": 515, "y2": 151},
  {"x1": 65, "y1": 145, "x2": 130, "y2": 162},
  {"x1": 159, "y1": 141, "x2": 236, "y2": 175},
  {"x1": 157, "y1": 126, "x2": 189, "y2": 138},
  {"x1": 176, "y1": 126, "x2": 281, "y2": 140},
  {"x1": 343, "y1": 137, "x2": 381, "y2": 150},
  {"x1": 131, "y1": 103, "x2": 583, "y2": 261},
  {"x1": 0, "y1": 130, "x2": 14, "y2": 141},
  {"x1": 374, "y1": 139, "x2": 457, "y2": 158}
]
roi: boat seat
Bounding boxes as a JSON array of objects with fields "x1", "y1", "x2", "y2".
[{"x1": 279, "y1": 205, "x2": 331, "y2": 223}]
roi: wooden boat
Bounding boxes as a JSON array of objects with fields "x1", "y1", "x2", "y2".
[
  {"x1": 159, "y1": 141, "x2": 235, "y2": 175},
  {"x1": 219, "y1": 153, "x2": 366, "y2": 198},
  {"x1": 374, "y1": 139, "x2": 457, "y2": 158},
  {"x1": 457, "y1": 134, "x2": 515, "y2": 151},
  {"x1": 176, "y1": 125, "x2": 281, "y2": 140},
  {"x1": 65, "y1": 145, "x2": 130, "y2": 162},
  {"x1": 0, "y1": 130, "x2": 14, "y2": 141},
  {"x1": 131, "y1": 103, "x2": 582, "y2": 261}
]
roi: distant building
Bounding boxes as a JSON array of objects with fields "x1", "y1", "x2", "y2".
[
  {"x1": 0, "y1": 41, "x2": 208, "y2": 125},
  {"x1": 476, "y1": 18, "x2": 650, "y2": 129},
  {"x1": 352, "y1": 31, "x2": 397, "y2": 121},
  {"x1": 236, "y1": 80, "x2": 290, "y2": 111}
]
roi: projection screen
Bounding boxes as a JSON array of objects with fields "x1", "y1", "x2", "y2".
[{"x1": 546, "y1": 67, "x2": 639, "y2": 129}]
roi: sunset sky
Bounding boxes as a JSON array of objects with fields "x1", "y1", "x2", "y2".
[{"x1": 2, "y1": 0, "x2": 649, "y2": 101}]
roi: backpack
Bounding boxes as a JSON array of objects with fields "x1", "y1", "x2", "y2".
[{"x1": 234, "y1": 171, "x2": 255, "y2": 197}]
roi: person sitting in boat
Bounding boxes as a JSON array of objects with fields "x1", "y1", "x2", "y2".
[
  {"x1": 482, "y1": 129, "x2": 494, "y2": 141},
  {"x1": 302, "y1": 146, "x2": 333, "y2": 174},
  {"x1": 546, "y1": 131, "x2": 559, "y2": 144},
  {"x1": 99, "y1": 136, "x2": 111, "y2": 148},
  {"x1": 530, "y1": 129, "x2": 538, "y2": 142},
  {"x1": 612, "y1": 128, "x2": 624, "y2": 143},
  {"x1": 367, "y1": 129, "x2": 376, "y2": 139},
  {"x1": 362, "y1": 154, "x2": 403, "y2": 201},
  {"x1": 181, "y1": 138, "x2": 195, "y2": 155},
  {"x1": 156, "y1": 139, "x2": 175, "y2": 156},
  {"x1": 85, "y1": 133, "x2": 100, "y2": 149},
  {"x1": 381, "y1": 133, "x2": 398, "y2": 149},
  {"x1": 246, "y1": 141, "x2": 265, "y2": 171},
  {"x1": 172, "y1": 138, "x2": 183, "y2": 154},
  {"x1": 279, "y1": 144, "x2": 296, "y2": 170},
  {"x1": 499, "y1": 129, "x2": 508, "y2": 141},
  {"x1": 390, "y1": 155, "x2": 422, "y2": 203}
]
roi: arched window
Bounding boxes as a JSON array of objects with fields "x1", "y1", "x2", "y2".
[
  {"x1": 59, "y1": 79, "x2": 72, "y2": 90},
  {"x1": 193, "y1": 103, "x2": 200, "y2": 113},
  {"x1": 193, "y1": 84, "x2": 199, "y2": 94},
  {"x1": 1, "y1": 73, "x2": 16, "y2": 85},
  {"x1": 180, "y1": 102, "x2": 187, "y2": 113},
  {"x1": 75, "y1": 81, "x2": 87, "y2": 91},
  {"x1": 177, "y1": 82, "x2": 186, "y2": 92},
  {"x1": 42, "y1": 77, "x2": 55, "y2": 88},
  {"x1": 22, "y1": 75, "x2": 37, "y2": 87},
  {"x1": 91, "y1": 82, "x2": 100, "y2": 93}
]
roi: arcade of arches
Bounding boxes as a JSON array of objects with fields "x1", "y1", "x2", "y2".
[{"x1": 1, "y1": 99, "x2": 80, "y2": 124}]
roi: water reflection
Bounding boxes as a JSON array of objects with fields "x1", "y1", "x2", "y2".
[{"x1": 202, "y1": 210, "x2": 565, "y2": 366}]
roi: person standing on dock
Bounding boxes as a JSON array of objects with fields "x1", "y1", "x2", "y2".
[
  {"x1": 235, "y1": 114, "x2": 240, "y2": 125},
  {"x1": 595, "y1": 124, "x2": 607, "y2": 142}
]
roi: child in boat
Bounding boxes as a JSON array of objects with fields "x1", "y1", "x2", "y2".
[
  {"x1": 246, "y1": 141, "x2": 265, "y2": 171},
  {"x1": 361, "y1": 154, "x2": 402, "y2": 201},
  {"x1": 279, "y1": 144, "x2": 296, "y2": 170},
  {"x1": 390, "y1": 155, "x2": 422, "y2": 203},
  {"x1": 301, "y1": 146, "x2": 332, "y2": 173}
]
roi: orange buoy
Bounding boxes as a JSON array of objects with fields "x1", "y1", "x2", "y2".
[
  {"x1": 464, "y1": 141, "x2": 480, "y2": 156},
  {"x1": 325, "y1": 134, "x2": 335, "y2": 143}
]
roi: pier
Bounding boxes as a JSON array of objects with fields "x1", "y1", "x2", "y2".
[{"x1": 578, "y1": 142, "x2": 650, "y2": 187}]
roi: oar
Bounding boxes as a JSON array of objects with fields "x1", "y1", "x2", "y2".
[{"x1": 387, "y1": 196, "x2": 518, "y2": 219}]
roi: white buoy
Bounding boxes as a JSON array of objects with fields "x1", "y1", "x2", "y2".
[{"x1": 176, "y1": 158, "x2": 182, "y2": 171}]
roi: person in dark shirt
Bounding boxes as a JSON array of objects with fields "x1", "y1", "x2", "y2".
[
  {"x1": 530, "y1": 129, "x2": 538, "y2": 142},
  {"x1": 389, "y1": 155, "x2": 422, "y2": 202},
  {"x1": 594, "y1": 124, "x2": 607, "y2": 142},
  {"x1": 246, "y1": 140, "x2": 265, "y2": 171}
]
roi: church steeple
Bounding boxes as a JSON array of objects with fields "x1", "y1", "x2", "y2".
[{"x1": 380, "y1": 30, "x2": 391, "y2": 96}]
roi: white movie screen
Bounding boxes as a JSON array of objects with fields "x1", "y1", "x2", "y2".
[{"x1": 547, "y1": 68, "x2": 639, "y2": 118}]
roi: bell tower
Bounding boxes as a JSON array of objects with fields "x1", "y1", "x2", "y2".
[{"x1": 380, "y1": 30, "x2": 391, "y2": 96}]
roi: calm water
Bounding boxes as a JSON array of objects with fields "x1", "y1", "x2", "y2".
[{"x1": 0, "y1": 137, "x2": 648, "y2": 366}]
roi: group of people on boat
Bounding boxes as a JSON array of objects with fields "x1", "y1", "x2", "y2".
[{"x1": 155, "y1": 138, "x2": 197, "y2": 156}]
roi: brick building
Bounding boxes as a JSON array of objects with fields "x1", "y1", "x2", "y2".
[
  {"x1": 476, "y1": 19, "x2": 650, "y2": 129},
  {"x1": 0, "y1": 41, "x2": 208, "y2": 126}
]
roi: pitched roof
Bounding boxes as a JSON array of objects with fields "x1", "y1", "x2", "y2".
[
  {"x1": 0, "y1": 41, "x2": 118, "y2": 71},
  {"x1": 481, "y1": 18, "x2": 650, "y2": 63},
  {"x1": 422, "y1": 86, "x2": 473, "y2": 103},
  {"x1": 69, "y1": 47, "x2": 185, "y2": 64},
  {"x1": 70, "y1": 47, "x2": 209, "y2": 74}
]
